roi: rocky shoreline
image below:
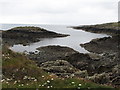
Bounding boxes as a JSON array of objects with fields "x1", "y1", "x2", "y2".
[
  {"x1": 72, "y1": 22, "x2": 120, "y2": 87},
  {"x1": 27, "y1": 45, "x2": 120, "y2": 87},
  {"x1": 2, "y1": 26, "x2": 69, "y2": 46},
  {"x1": 2, "y1": 24, "x2": 120, "y2": 88},
  {"x1": 72, "y1": 22, "x2": 120, "y2": 35}
]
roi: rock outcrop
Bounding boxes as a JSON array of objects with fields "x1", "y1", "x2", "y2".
[{"x1": 2, "y1": 27, "x2": 69, "y2": 46}]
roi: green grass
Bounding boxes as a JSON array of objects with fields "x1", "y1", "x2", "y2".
[{"x1": 2, "y1": 46, "x2": 115, "y2": 89}]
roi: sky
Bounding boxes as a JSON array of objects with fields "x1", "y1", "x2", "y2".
[{"x1": 0, "y1": 0, "x2": 119, "y2": 25}]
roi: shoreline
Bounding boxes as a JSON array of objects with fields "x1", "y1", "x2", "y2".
[
  {"x1": 2, "y1": 24, "x2": 120, "y2": 88},
  {"x1": 72, "y1": 22, "x2": 120, "y2": 35}
]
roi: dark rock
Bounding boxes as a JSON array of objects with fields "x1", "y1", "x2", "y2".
[
  {"x1": 29, "y1": 45, "x2": 77, "y2": 63},
  {"x1": 2, "y1": 26, "x2": 69, "y2": 46}
]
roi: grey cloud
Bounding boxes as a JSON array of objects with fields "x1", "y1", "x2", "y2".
[{"x1": 0, "y1": 0, "x2": 119, "y2": 25}]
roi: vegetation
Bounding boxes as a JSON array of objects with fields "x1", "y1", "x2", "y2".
[{"x1": 2, "y1": 46, "x2": 114, "y2": 89}]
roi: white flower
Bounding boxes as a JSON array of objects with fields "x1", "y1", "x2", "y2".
[
  {"x1": 6, "y1": 82, "x2": 9, "y2": 84},
  {"x1": 51, "y1": 78, "x2": 54, "y2": 80},
  {"x1": 47, "y1": 86, "x2": 50, "y2": 88},
  {"x1": 78, "y1": 84, "x2": 82, "y2": 86},
  {"x1": 42, "y1": 76, "x2": 44, "y2": 78},
  {"x1": 78, "y1": 87, "x2": 81, "y2": 89},
  {"x1": 47, "y1": 80, "x2": 50, "y2": 83},
  {"x1": 71, "y1": 82, "x2": 75, "y2": 84},
  {"x1": 21, "y1": 84, "x2": 24, "y2": 86},
  {"x1": 34, "y1": 79, "x2": 37, "y2": 82}
]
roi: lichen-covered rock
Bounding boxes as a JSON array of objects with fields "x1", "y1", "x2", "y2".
[
  {"x1": 40, "y1": 60, "x2": 79, "y2": 75},
  {"x1": 74, "y1": 70, "x2": 88, "y2": 78},
  {"x1": 87, "y1": 73, "x2": 110, "y2": 84},
  {"x1": 111, "y1": 76, "x2": 120, "y2": 86}
]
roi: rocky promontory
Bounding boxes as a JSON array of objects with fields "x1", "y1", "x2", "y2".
[
  {"x1": 72, "y1": 22, "x2": 120, "y2": 35},
  {"x1": 2, "y1": 26, "x2": 69, "y2": 46}
]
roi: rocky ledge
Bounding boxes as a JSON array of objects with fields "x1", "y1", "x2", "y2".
[
  {"x1": 28, "y1": 45, "x2": 120, "y2": 87},
  {"x1": 2, "y1": 26, "x2": 69, "y2": 46},
  {"x1": 40, "y1": 60, "x2": 88, "y2": 78}
]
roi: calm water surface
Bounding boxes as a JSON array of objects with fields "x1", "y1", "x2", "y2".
[{"x1": 1, "y1": 24, "x2": 109, "y2": 53}]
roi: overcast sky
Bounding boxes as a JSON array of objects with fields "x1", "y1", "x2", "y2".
[{"x1": 0, "y1": 0, "x2": 119, "y2": 25}]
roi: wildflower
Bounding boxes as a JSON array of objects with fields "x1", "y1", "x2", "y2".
[
  {"x1": 51, "y1": 78, "x2": 54, "y2": 80},
  {"x1": 78, "y1": 87, "x2": 81, "y2": 89},
  {"x1": 71, "y1": 82, "x2": 75, "y2": 84},
  {"x1": 42, "y1": 84, "x2": 44, "y2": 87},
  {"x1": 34, "y1": 79, "x2": 37, "y2": 82},
  {"x1": 78, "y1": 84, "x2": 82, "y2": 86},
  {"x1": 6, "y1": 82, "x2": 9, "y2": 84},
  {"x1": 47, "y1": 80, "x2": 50, "y2": 83},
  {"x1": 47, "y1": 86, "x2": 50, "y2": 88},
  {"x1": 42, "y1": 76, "x2": 44, "y2": 78},
  {"x1": 21, "y1": 84, "x2": 24, "y2": 86},
  {"x1": 26, "y1": 83, "x2": 29, "y2": 85}
]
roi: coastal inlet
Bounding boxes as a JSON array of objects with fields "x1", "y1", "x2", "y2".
[{"x1": 1, "y1": 24, "x2": 109, "y2": 53}]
